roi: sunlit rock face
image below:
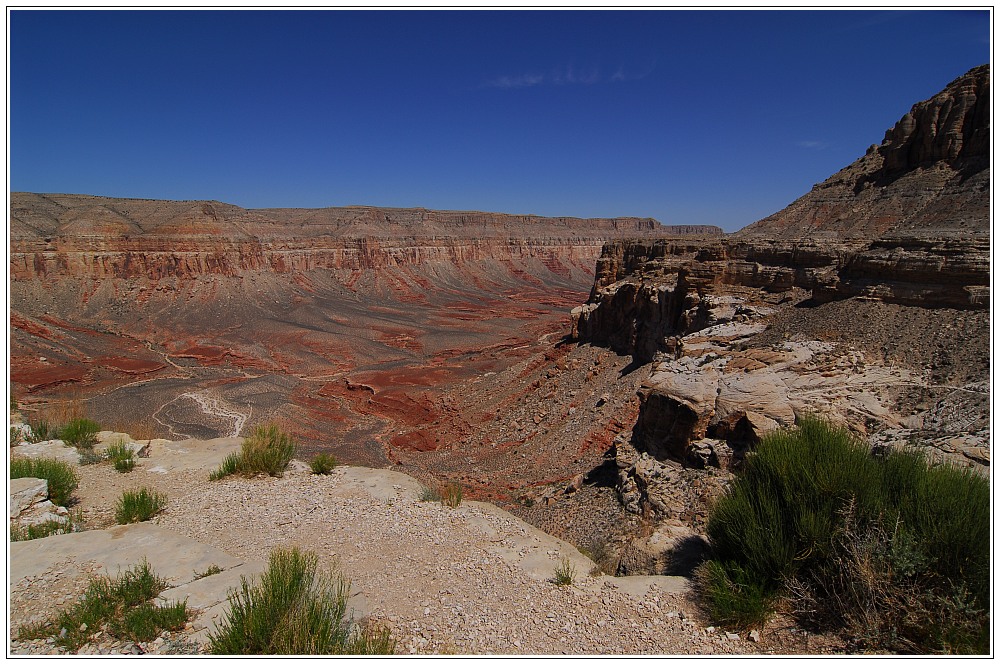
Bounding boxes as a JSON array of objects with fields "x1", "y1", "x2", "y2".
[{"x1": 571, "y1": 66, "x2": 990, "y2": 514}]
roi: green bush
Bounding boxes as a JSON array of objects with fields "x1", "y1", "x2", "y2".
[
  {"x1": 10, "y1": 457, "x2": 79, "y2": 507},
  {"x1": 210, "y1": 452, "x2": 241, "y2": 481},
  {"x1": 309, "y1": 452, "x2": 339, "y2": 475},
  {"x1": 60, "y1": 418, "x2": 101, "y2": 449},
  {"x1": 115, "y1": 488, "x2": 167, "y2": 524},
  {"x1": 105, "y1": 440, "x2": 137, "y2": 473},
  {"x1": 10, "y1": 510, "x2": 83, "y2": 541},
  {"x1": 551, "y1": 556, "x2": 576, "y2": 586},
  {"x1": 208, "y1": 547, "x2": 395, "y2": 655},
  {"x1": 702, "y1": 416, "x2": 990, "y2": 653},
  {"x1": 18, "y1": 559, "x2": 188, "y2": 651},
  {"x1": 210, "y1": 424, "x2": 297, "y2": 480}
]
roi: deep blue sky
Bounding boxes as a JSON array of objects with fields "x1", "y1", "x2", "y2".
[{"x1": 9, "y1": 9, "x2": 991, "y2": 231}]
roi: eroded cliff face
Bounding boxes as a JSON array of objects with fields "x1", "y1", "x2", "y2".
[
  {"x1": 739, "y1": 65, "x2": 989, "y2": 240},
  {"x1": 570, "y1": 67, "x2": 991, "y2": 533},
  {"x1": 10, "y1": 193, "x2": 721, "y2": 282}
]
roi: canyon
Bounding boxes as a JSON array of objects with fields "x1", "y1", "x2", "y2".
[
  {"x1": 9, "y1": 194, "x2": 719, "y2": 517},
  {"x1": 8, "y1": 64, "x2": 990, "y2": 585}
]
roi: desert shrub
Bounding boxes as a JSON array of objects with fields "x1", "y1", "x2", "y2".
[
  {"x1": 208, "y1": 547, "x2": 395, "y2": 655},
  {"x1": 240, "y1": 424, "x2": 296, "y2": 476},
  {"x1": 18, "y1": 559, "x2": 188, "y2": 651},
  {"x1": 440, "y1": 482, "x2": 463, "y2": 508},
  {"x1": 418, "y1": 485, "x2": 441, "y2": 502},
  {"x1": 309, "y1": 452, "x2": 338, "y2": 475},
  {"x1": 210, "y1": 452, "x2": 241, "y2": 481},
  {"x1": 580, "y1": 537, "x2": 619, "y2": 577},
  {"x1": 10, "y1": 457, "x2": 79, "y2": 507},
  {"x1": 10, "y1": 510, "x2": 83, "y2": 541},
  {"x1": 59, "y1": 418, "x2": 101, "y2": 449},
  {"x1": 27, "y1": 419, "x2": 53, "y2": 443},
  {"x1": 551, "y1": 556, "x2": 576, "y2": 586},
  {"x1": 418, "y1": 482, "x2": 462, "y2": 507},
  {"x1": 104, "y1": 440, "x2": 137, "y2": 473},
  {"x1": 209, "y1": 424, "x2": 296, "y2": 480},
  {"x1": 696, "y1": 559, "x2": 775, "y2": 628},
  {"x1": 115, "y1": 488, "x2": 167, "y2": 524},
  {"x1": 702, "y1": 415, "x2": 990, "y2": 653}
]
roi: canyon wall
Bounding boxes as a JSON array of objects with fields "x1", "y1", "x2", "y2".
[
  {"x1": 10, "y1": 193, "x2": 722, "y2": 282},
  {"x1": 739, "y1": 64, "x2": 989, "y2": 240},
  {"x1": 571, "y1": 66, "x2": 990, "y2": 519}
]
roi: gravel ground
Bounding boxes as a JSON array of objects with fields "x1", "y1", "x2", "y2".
[{"x1": 8, "y1": 447, "x2": 845, "y2": 656}]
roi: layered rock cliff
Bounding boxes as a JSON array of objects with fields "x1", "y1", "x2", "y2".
[
  {"x1": 10, "y1": 193, "x2": 721, "y2": 282},
  {"x1": 739, "y1": 65, "x2": 989, "y2": 240},
  {"x1": 570, "y1": 67, "x2": 990, "y2": 528}
]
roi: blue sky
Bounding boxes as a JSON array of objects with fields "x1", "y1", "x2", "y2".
[{"x1": 8, "y1": 9, "x2": 991, "y2": 232}]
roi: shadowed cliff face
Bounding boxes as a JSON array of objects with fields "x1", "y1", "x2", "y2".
[{"x1": 9, "y1": 193, "x2": 722, "y2": 477}]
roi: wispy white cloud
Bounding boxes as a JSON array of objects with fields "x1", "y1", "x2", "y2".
[
  {"x1": 482, "y1": 63, "x2": 651, "y2": 90},
  {"x1": 483, "y1": 73, "x2": 546, "y2": 89}
]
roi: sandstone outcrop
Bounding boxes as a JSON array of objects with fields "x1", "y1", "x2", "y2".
[
  {"x1": 10, "y1": 477, "x2": 71, "y2": 530},
  {"x1": 570, "y1": 66, "x2": 991, "y2": 555}
]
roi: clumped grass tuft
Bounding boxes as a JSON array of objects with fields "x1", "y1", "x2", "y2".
[
  {"x1": 209, "y1": 424, "x2": 296, "y2": 480},
  {"x1": 114, "y1": 488, "x2": 167, "y2": 524},
  {"x1": 27, "y1": 419, "x2": 53, "y2": 443},
  {"x1": 552, "y1": 556, "x2": 576, "y2": 586},
  {"x1": 208, "y1": 547, "x2": 396, "y2": 655},
  {"x1": 309, "y1": 452, "x2": 339, "y2": 475},
  {"x1": 10, "y1": 510, "x2": 84, "y2": 541},
  {"x1": 418, "y1": 485, "x2": 441, "y2": 502},
  {"x1": 104, "y1": 440, "x2": 137, "y2": 473},
  {"x1": 701, "y1": 415, "x2": 990, "y2": 653},
  {"x1": 194, "y1": 564, "x2": 224, "y2": 580},
  {"x1": 440, "y1": 482, "x2": 463, "y2": 508},
  {"x1": 59, "y1": 418, "x2": 101, "y2": 449},
  {"x1": 17, "y1": 559, "x2": 189, "y2": 651},
  {"x1": 210, "y1": 452, "x2": 241, "y2": 481},
  {"x1": 10, "y1": 457, "x2": 79, "y2": 507}
]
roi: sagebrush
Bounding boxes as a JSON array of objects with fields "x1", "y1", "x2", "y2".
[
  {"x1": 10, "y1": 457, "x2": 79, "y2": 507},
  {"x1": 701, "y1": 415, "x2": 989, "y2": 654},
  {"x1": 17, "y1": 559, "x2": 188, "y2": 650},
  {"x1": 210, "y1": 424, "x2": 296, "y2": 480},
  {"x1": 208, "y1": 547, "x2": 395, "y2": 655},
  {"x1": 115, "y1": 488, "x2": 167, "y2": 524}
]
